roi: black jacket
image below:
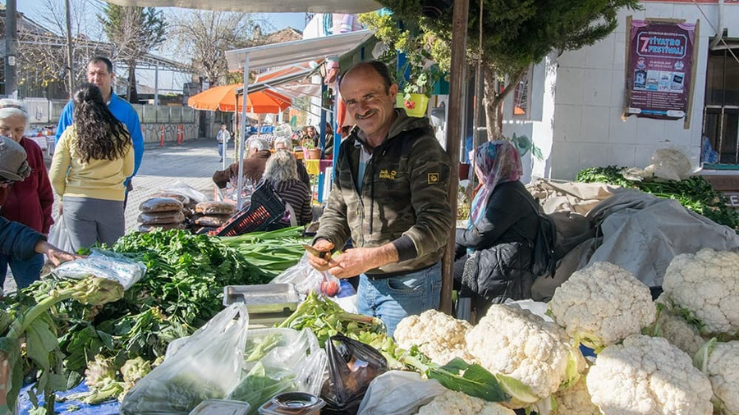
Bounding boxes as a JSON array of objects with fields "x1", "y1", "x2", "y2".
[{"x1": 455, "y1": 181, "x2": 539, "y2": 305}]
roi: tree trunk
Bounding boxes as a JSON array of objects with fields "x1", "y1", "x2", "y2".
[
  {"x1": 481, "y1": 64, "x2": 528, "y2": 140},
  {"x1": 127, "y1": 61, "x2": 139, "y2": 103}
]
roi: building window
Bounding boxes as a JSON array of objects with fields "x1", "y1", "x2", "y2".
[
  {"x1": 703, "y1": 41, "x2": 739, "y2": 166},
  {"x1": 513, "y1": 67, "x2": 532, "y2": 118}
]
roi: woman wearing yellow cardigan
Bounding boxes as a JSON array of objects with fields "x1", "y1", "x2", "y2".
[{"x1": 50, "y1": 83, "x2": 134, "y2": 251}]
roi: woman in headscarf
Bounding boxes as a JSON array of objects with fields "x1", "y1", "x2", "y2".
[
  {"x1": 0, "y1": 99, "x2": 54, "y2": 290},
  {"x1": 454, "y1": 140, "x2": 540, "y2": 311},
  {"x1": 50, "y1": 83, "x2": 134, "y2": 251}
]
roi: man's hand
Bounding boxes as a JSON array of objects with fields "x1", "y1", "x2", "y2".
[
  {"x1": 307, "y1": 239, "x2": 335, "y2": 271},
  {"x1": 35, "y1": 240, "x2": 78, "y2": 267},
  {"x1": 328, "y1": 245, "x2": 399, "y2": 279}
]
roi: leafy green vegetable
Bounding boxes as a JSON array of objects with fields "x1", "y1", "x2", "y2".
[
  {"x1": 402, "y1": 348, "x2": 507, "y2": 402},
  {"x1": 576, "y1": 166, "x2": 739, "y2": 229},
  {"x1": 277, "y1": 292, "x2": 385, "y2": 347},
  {"x1": 226, "y1": 362, "x2": 297, "y2": 414}
]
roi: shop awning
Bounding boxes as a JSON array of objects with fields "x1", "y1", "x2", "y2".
[
  {"x1": 98, "y1": 0, "x2": 380, "y2": 13},
  {"x1": 225, "y1": 30, "x2": 375, "y2": 72}
]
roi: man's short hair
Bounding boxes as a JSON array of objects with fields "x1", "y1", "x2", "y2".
[
  {"x1": 89, "y1": 56, "x2": 113, "y2": 74},
  {"x1": 339, "y1": 61, "x2": 395, "y2": 93},
  {"x1": 248, "y1": 137, "x2": 270, "y2": 152}
]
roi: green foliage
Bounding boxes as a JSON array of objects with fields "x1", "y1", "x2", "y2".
[
  {"x1": 358, "y1": 12, "x2": 444, "y2": 99},
  {"x1": 576, "y1": 166, "x2": 739, "y2": 229},
  {"x1": 98, "y1": 5, "x2": 167, "y2": 61}
]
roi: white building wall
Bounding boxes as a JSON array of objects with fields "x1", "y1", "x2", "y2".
[{"x1": 503, "y1": 1, "x2": 736, "y2": 180}]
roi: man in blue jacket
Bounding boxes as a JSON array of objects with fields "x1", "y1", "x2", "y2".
[{"x1": 55, "y1": 56, "x2": 144, "y2": 207}]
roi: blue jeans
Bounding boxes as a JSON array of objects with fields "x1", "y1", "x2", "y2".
[
  {"x1": 0, "y1": 253, "x2": 44, "y2": 293},
  {"x1": 218, "y1": 143, "x2": 224, "y2": 159},
  {"x1": 356, "y1": 262, "x2": 442, "y2": 337}
]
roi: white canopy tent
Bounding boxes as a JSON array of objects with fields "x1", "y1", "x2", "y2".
[
  {"x1": 226, "y1": 30, "x2": 376, "y2": 209},
  {"x1": 98, "y1": 0, "x2": 380, "y2": 13}
]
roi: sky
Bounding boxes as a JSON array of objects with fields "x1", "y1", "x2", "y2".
[
  {"x1": 15, "y1": 0, "x2": 309, "y2": 92},
  {"x1": 17, "y1": 0, "x2": 308, "y2": 35}
]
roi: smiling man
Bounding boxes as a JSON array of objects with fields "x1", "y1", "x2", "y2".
[
  {"x1": 55, "y1": 57, "x2": 144, "y2": 208},
  {"x1": 307, "y1": 61, "x2": 452, "y2": 336}
]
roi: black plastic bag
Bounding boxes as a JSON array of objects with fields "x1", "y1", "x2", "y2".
[{"x1": 321, "y1": 334, "x2": 388, "y2": 415}]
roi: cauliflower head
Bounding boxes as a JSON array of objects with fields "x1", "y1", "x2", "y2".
[
  {"x1": 466, "y1": 304, "x2": 585, "y2": 406},
  {"x1": 395, "y1": 309, "x2": 477, "y2": 365},
  {"x1": 662, "y1": 248, "x2": 739, "y2": 335},
  {"x1": 651, "y1": 295, "x2": 706, "y2": 357},
  {"x1": 549, "y1": 262, "x2": 656, "y2": 351},
  {"x1": 416, "y1": 390, "x2": 516, "y2": 415},
  {"x1": 85, "y1": 355, "x2": 117, "y2": 389},
  {"x1": 553, "y1": 377, "x2": 600, "y2": 415},
  {"x1": 586, "y1": 334, "x2": 713, "y2": 415},
  {"x1": 695, "y1": 339, "x2": 739, "y2": 415}
]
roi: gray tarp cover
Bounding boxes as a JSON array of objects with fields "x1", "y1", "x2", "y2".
[{"x1": 585, "y1": 189, "x2": 739, "y2": 287}]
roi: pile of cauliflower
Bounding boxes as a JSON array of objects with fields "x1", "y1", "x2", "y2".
[{"x1": 397, "y1": 252, "x2": 739, "y2": 415}]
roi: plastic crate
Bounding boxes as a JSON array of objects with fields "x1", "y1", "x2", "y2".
[{"x1": 211, "y1": 183, "x2": 285, "y2": 237}]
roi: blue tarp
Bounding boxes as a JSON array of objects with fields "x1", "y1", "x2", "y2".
[{"x1": 18, "y1": 382, "x2": 119, "y2": 415}]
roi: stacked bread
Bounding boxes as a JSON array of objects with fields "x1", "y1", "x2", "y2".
[
  {"x1": 192, "y1": 201, "x2": 237, "y2": 234},
  {"x1": 153, "y1": 192, "x2": 197, "y2": 230},
  {"x1": 138, "y1": 196, "x2": 186, "y2": 232}
]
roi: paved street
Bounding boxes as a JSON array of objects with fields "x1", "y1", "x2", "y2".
[{"x1": 124, "y1": 139, "x2": 223, "y2": 232}]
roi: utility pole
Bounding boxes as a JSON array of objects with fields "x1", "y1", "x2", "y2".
[
  {"x1": 4, "y1": 0, "x2": 18, "y2": 98},
  {"x1": 65, "y1": 0, "x2": 75, "y2": 96}
]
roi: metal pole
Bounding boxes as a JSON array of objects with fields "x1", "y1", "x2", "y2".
[
  {"x1": 154, "y1": 64, "x2": 159, "y2": 106},
  {"x1": 4, "y1": 0, "x2": 18, "y2": 98},
  {"x1": 236, "y1": 53, "x2": 250, "y2": 210},
  {"x1": 65, "y1": 0, "x2": 74, "y2": 96},
  {"x1": 440, "y1": 0, "x2": 469, "y2": 315}
]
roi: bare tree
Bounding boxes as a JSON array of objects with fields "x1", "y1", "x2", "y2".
[
  {"x1": 16, "y1": 0, "x2": 111, "y2": 98},
  {"x1": 168, "y1": 10, "x2": 272, "y2": 86},
  {"x1": 99, "y1": 5, "x2": 167, "y2": 102}
]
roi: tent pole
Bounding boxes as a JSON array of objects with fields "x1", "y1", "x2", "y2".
[
  {"x1": 237, "y1": 53, "x2": 250, "y2": 210},
  {"x1": 440, "y1": 0, "x2": 469, "y2": 315}
]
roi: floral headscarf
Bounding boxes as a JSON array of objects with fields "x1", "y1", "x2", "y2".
[{"x1": 469, "y1": 140, "x2": 523, "y2": 225}]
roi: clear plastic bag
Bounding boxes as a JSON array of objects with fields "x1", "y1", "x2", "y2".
[
  {"x1": 120, "y1": 304, "x2": 249, "y2": 415},
  {"x1": 357, "y1": 371, "x2": 447, "y2": 415},
  {"x1": 227, "y1": 328, "x2": 328, "y2": 414},
  {"x1": 270, "y1": 253, "x2": 341, "y2": 297},
  {"x1": 52, "y1": 249, "x2": 146, "y2": 289},
  {"x1": 47, "y1": 215, "x2": 74, "y2": 254}
]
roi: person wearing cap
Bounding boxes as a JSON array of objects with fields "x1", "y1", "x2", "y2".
[
  {"x1": 0, "y1": 99, "x2": 55, "y2": 289},
  {"x1": 50, "y1": 83, "x2": 134, "y2": 251},
  {"x1": 0, "y1": 137, "x2": 76, "y2": 274},
  {"x1": 212, "y1": 137, "x2": 272, "y2": 189}
]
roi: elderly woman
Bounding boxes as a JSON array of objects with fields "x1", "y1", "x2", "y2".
[
  {"x1": 274, "y1": 136, "x2": 311, "y2": 187},
  {"x1": 0, "y1": 99, "x2": 54, "y2": 289},
  {"x1": 50, "y1": 83, "x2": 134, "y2": 251},
  {"x1": 454, "y1": 140, "x2": 540, "y2": 311},
  {"x1": 262, "y1": 150, "x2": 313, "y2": 227}
]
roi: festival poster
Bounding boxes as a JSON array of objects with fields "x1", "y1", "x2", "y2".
[{"x1": 625, "y1": 20, "x2": 696, "y2": 120}]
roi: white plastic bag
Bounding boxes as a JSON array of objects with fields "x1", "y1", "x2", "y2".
[
  {"x1": 162, "y1": 181, "x2": 208, "y2": 203},
  {"x1": 52, "y1": 249, "x2": 146, "y2": 290},
  {"x1": 357, "y1": 371, "x2": 447, "y2": 415},
  {"x1": 227, "y1": 328, "x2": 328, "y2": 414},
  {"x1": 47, "y1": 215, "x2": 74, "y2": 253},
  {"x1": 270, "y1": 253, "x2": 341, "y2": 297},
  {"x1": 121, "y1": 304, "x2": 250, "y2": 415}
]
